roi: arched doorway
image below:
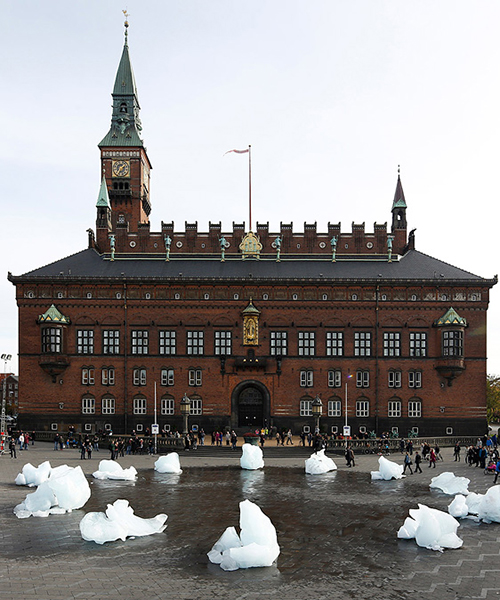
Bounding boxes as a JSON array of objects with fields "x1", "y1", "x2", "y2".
[{"x1": 231, "y1": 381, "x2": 270, "y2": 430}]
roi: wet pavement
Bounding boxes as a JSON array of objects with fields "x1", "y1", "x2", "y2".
[{"x1": 1, "y1": 443, "x2": 499, "y2": 599}]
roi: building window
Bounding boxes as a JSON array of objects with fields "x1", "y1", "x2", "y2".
[
  {"x1": 300, "y1": 370, "x2": 314, "y2": 387},
  {"x1": 409, "y1": 332, "x2": 427, "y2": 357},
  {"x1": 328, "y1": 370, "x2": 341, "y2": 388},
  {"x1": 159, "y1": 330, "x2": 176, "y2": 355},
  {"x1": 298, "y1": 331, "x2": 315, "y2": 356},
  {"x1": 328, "y1": 399, "x2": 342, "y2": 417},
  {"x1": 82, "y1": 396, "x2": 95, "y2": 414},
  {"x1": 388, "y1": 370, "x2": 402, "y2": 388},
  {"x1": 41, "y1": 327, "x2": 62, "y2": 353},
  {"x1": 81, "y1": 368, "x2": 95, "y2": 386},
  {"x1": 356, "y1": 400, "x2": 369, "y2": 417},
  {"x1": 354, "y1": 332, "x2": 371, "y2": 357},
  {"x1": 161, "y1": 396, "x2": 174, "y2": 415},
  {"x1": 133, "y1": 397, "x2": 147, "y2": 415},
  {"x1": 356, "y1": 370, "x2": 370, "y2": 388},
  {"x1": 103, "y1": 330, "x2": 120, "y2": 354},
  {"x1": 442, "y1": 330, "x2": 464, "y2": 357},
  {"x1": 102, "y1": 396, "x2": 115, "y2": 414},
  {"x1": 408, "y1": 400, "x2": 422, "y2": 418},
  {"x1": 161, "y1": 368, "x2": 174, "y2": 386},
  {"x1": 187, "y1": 331, "x2": 204, "y2": 355},
  {"x1": 388, "y1": 400, "x2": 401, "y2": 418},
  {"x1": 270, "y1": 331, "x2": 287, "y2": 356},
  {"x1": 214, "y1": 331, "x2": 232, "y2": 355},
  {"x1": 101, "y1": 367, "x2": 115, "y2": 386},
  {"x1": 188, "y1": 368, "x2": 202, "y2": 386},
  {"x1": 190, "y1": 396, "x2": 203, "y2": 415},
  {"x1": 300, "y1": 398, "x2": 312, "y2": 417},
  {"x1": 77, "y1": 330, "x2": 94, "y2": 354},
  {"x1": 383, "y1": 332, "x2": 401, "y2": 357},
  {"x1": 131, "y1": 330, "x2": 149, "y2": 355},
  {"x1": 133, "y1": 368, "x2": 146, "y2": 386},
  {"x1": 408, "y1": 371, "x2": 422, "y2": 389},
  {"x1": 326, "y1": 331, "x2": 343, "y2": 357}
]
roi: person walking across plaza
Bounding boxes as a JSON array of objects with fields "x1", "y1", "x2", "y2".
[
  {"x1": 429, "y1": 447, "x2": 437, "y2": 468},
  {"x1": 493, "y1": 459, "x2": 500, "y2": 484},
  {"x1": 454, "y1": 442, "x2": 461, "y2": 461},
  {"x1": 9, "y1": 437, "x2": 16, "y2": 458},
  {"x1": 414, "y1": 451, "x2": 423, "y2": 473},
  {"x1": 403, "y1": 452, "x2": 413, "y2": 475}
]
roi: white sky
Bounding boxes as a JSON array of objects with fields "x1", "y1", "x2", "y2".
[{"x1": 1, "y1": 0, "x2": 500, "y2": 375}]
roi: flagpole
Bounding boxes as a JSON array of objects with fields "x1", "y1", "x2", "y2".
[{"x1": 248, "y1": 145, "x2": 252, "y2": 231}]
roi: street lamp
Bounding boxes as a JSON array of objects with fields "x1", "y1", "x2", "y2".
[
  {"x1": 180, "y1": 393, "x2": 191, "y2": 435},
  {"x1": 311, "y1": 395, "x2": 322, "y2": 434},
  {"x1": 1, "y1": 354, "x2": 12, "y2": 455}
]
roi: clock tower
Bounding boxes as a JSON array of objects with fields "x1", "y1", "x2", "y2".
[{"x1": 97, "y1": 18, "x2": 152, "y2": 242}]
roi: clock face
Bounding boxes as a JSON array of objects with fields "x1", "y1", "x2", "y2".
[{"x1": 112, "y1": 160, "x2": 130, "y2": 178}]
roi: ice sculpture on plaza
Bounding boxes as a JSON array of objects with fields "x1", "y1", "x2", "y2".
[
  {"x1": 15, "y1": 461, "x2": 52, "y2": 487},
  {"x1": 240, "y1": 444, "x2": 264, "y2": 470},
  {"x1": 80, "y1": 499, "x2": 168, "y2": 544},
  {"x1": 92, "y1": 460, "x2": 138, "y2": 481},
  {"x1": 448, "y1": 486, "x2": 500, "y2": 523},
  {"x1": 305, "y1": 449, "x2": 337, "y2": 474},
  {"x1": 397, "y1": 504, "x2": 463, "y2": 551},
  {"x1": 154, "y1": 453, "x2": 183, "y2": 474},
  {"x1": 429, "y1": 472, "x2": 470, "y2": 496},
  {"x1": 370, "y1": 455, "x2": 404, "y2": 480},
  {"x1": 208, "y1": 499, "x2": 280, "y2": 570},
  {"x1": 14, "y1": 465, "x2": 91, "y2": 518}
]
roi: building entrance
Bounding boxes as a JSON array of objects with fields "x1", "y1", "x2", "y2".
[{"x1": 237, "y1": 386, "x2": 264, "y2": 428}]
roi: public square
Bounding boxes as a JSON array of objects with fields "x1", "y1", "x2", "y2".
[{"x1": 0, "y1": 441, "x2": 499, "y2": 599}]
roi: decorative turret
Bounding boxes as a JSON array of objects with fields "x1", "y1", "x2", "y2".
[
  {"x1": 390, "y1": 167, "x2": 408, "y2": 255},
  {"x1": 97, "y1": 15, "x2": 152, "y2": 244},
  {"x1": 96, "y1": 175, "x2": 112, "y2": 231}
]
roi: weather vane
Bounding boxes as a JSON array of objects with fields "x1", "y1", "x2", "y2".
[{"x1": 123, "y1": 9, "x2": 130, "y2": 42}]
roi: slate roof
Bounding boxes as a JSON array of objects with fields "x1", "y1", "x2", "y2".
[{"x1": 9, "y1": 248, "x2": 496, "y2": 286}]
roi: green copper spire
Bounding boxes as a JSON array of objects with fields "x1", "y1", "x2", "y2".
[
  {"x1": 392, "y1": 166, "x2": 407, "y2": 210},
  {"x1": 98, "y1": 18, "x2": 144, "y2": 148},
  {"x1": 96, "y1": 175, "x2": 111, "y2": 208},
  {"x1": 37, "y1": 305, "x2": 71, "y2": 324}
]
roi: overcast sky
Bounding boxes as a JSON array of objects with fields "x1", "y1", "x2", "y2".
[{"x1": 1, "y1": 1, "x2": 500, "y2": 375}]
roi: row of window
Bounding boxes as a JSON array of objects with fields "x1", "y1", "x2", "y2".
[
  {"x1": 299, "y1": 369, "x2": 422, "y2": 389},
  {"x1": 80, "y1": 395, "x2": 422, "y2": 418},
  {"x1": 44, "y1": 328, "x2": 463, "y2": 358},
  {"x1": 81, "y1": 367, "x2": 202, "y2": 387},
  {"x1": 81, "y1": 396, "x2": 203, "y2": 415},
  {"x1": 300, "y1": 399, "x2": 422, "y2": 418}
]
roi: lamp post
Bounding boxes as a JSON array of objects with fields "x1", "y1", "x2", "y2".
[
  {"x1": 1, "y1": 354, "x2": 12, "y2": 455},
  {"x1": 180, "y1": 393, "x2": 191, "y2": 435},
  {"x1": 311, "y1": 395, "x2": 322, "y2": 434}
]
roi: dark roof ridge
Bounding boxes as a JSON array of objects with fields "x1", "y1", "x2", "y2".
[
  {"x1": 21, "y1": 248, "x2": 95, "y2": 276},
  {"x1": 400, "y1": 249, "x2": 482, "y2": 279}
]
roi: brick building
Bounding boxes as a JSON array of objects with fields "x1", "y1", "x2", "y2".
[{"x1": 8, "y1": 26, "x2": 497, "y2": 437}]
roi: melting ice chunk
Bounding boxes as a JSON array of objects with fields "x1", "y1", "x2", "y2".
[
  {"x1": 430, "y1": 472, "x2": 470, "y2": 496},
  {"x1": 154, "y1": 453, "x2": 183, "y2": 474},
  {"x1": 398, "y1": 503, "x2": 463, "y2": 551},
  {"x1": 305, "y1": 449, "x2": 337, "y2": 474},
  {"x1": 240, "y1": 444, "x2": 264, "y2": 470},
  {"x1": 448, "y1": 486, "x2": 500, "y2": 524},
  {"x1": 14, "y1": 465, "x2": 91, "y2": 518},
  {"x1": 92, "y1": 460, "x2": 138, "y2": 481},
  {"x1": 208, "y1": 499, "x2": 280, "y2": 570},
  {"x1": 371, "y1": 455, "x2": 404, "y2": 480},
  {"x1": 80, "y1": 499, "x2": 167, "y2": 544},
  {"x1": 15, "y1": 461, "x2": 52, "y2": 487}
]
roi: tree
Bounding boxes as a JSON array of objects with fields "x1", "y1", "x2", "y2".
[{"x1": 486, "y1": 375, "x2": 500, "y2": 423}]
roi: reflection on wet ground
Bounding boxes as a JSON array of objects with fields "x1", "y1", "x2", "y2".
[{"x1": 6, "y1": 465, "x2": 448, "y2": 582}]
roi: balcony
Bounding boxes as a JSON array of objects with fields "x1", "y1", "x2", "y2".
[
  {"x1": 434, "y1": 357, "x2": 465, "y2": 386},
  {"x1": 39, "y1": 355, "x2": 70, "y2": 382}
]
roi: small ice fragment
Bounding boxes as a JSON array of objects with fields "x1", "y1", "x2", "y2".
[
  {"x1": 240, "y1": 444, "x2": 264, "y2": 470},
  {"x1": 92, "y1": 460, "x2": 137, "y2": 481}
]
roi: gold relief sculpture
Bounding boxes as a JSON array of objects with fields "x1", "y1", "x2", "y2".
[{"x1": 242, "y1": 298, "x2": 261, "y2": 345}]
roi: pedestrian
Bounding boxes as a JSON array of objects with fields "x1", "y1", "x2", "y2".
[
  {"x1": 286, "y1": 429, "x2": 293, "y2": 445},
  {"x1": 434, "y1": 443, "x2": 443, "y2": 461},
  {"x1": 231, "y1": 430, "x2": 238, "y2": 450},
  {"x1": 494, "y1": 459, "x2": 500, "y2": 484},
  {"x1": 86, "y1": 442, "x2": 92, "y2": 460},
  {"x1": 80, "y1": 442, "x2": 86, "y2": 460},
  {"x1": 453, "y1": 442, "x2": 461, "y2": 461},
  {"x1": 403, "y1": 452, "x2": 413, "y2": 475},
  {"x1": 9, "y1": 437, "x2": 16, "y2": 459},
  {"x1": 414, "y1": 451, "x2": 423, "y2": 473},
  {"x1": 429, "y1": 447, "x2": 436, "y2": 468}
]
